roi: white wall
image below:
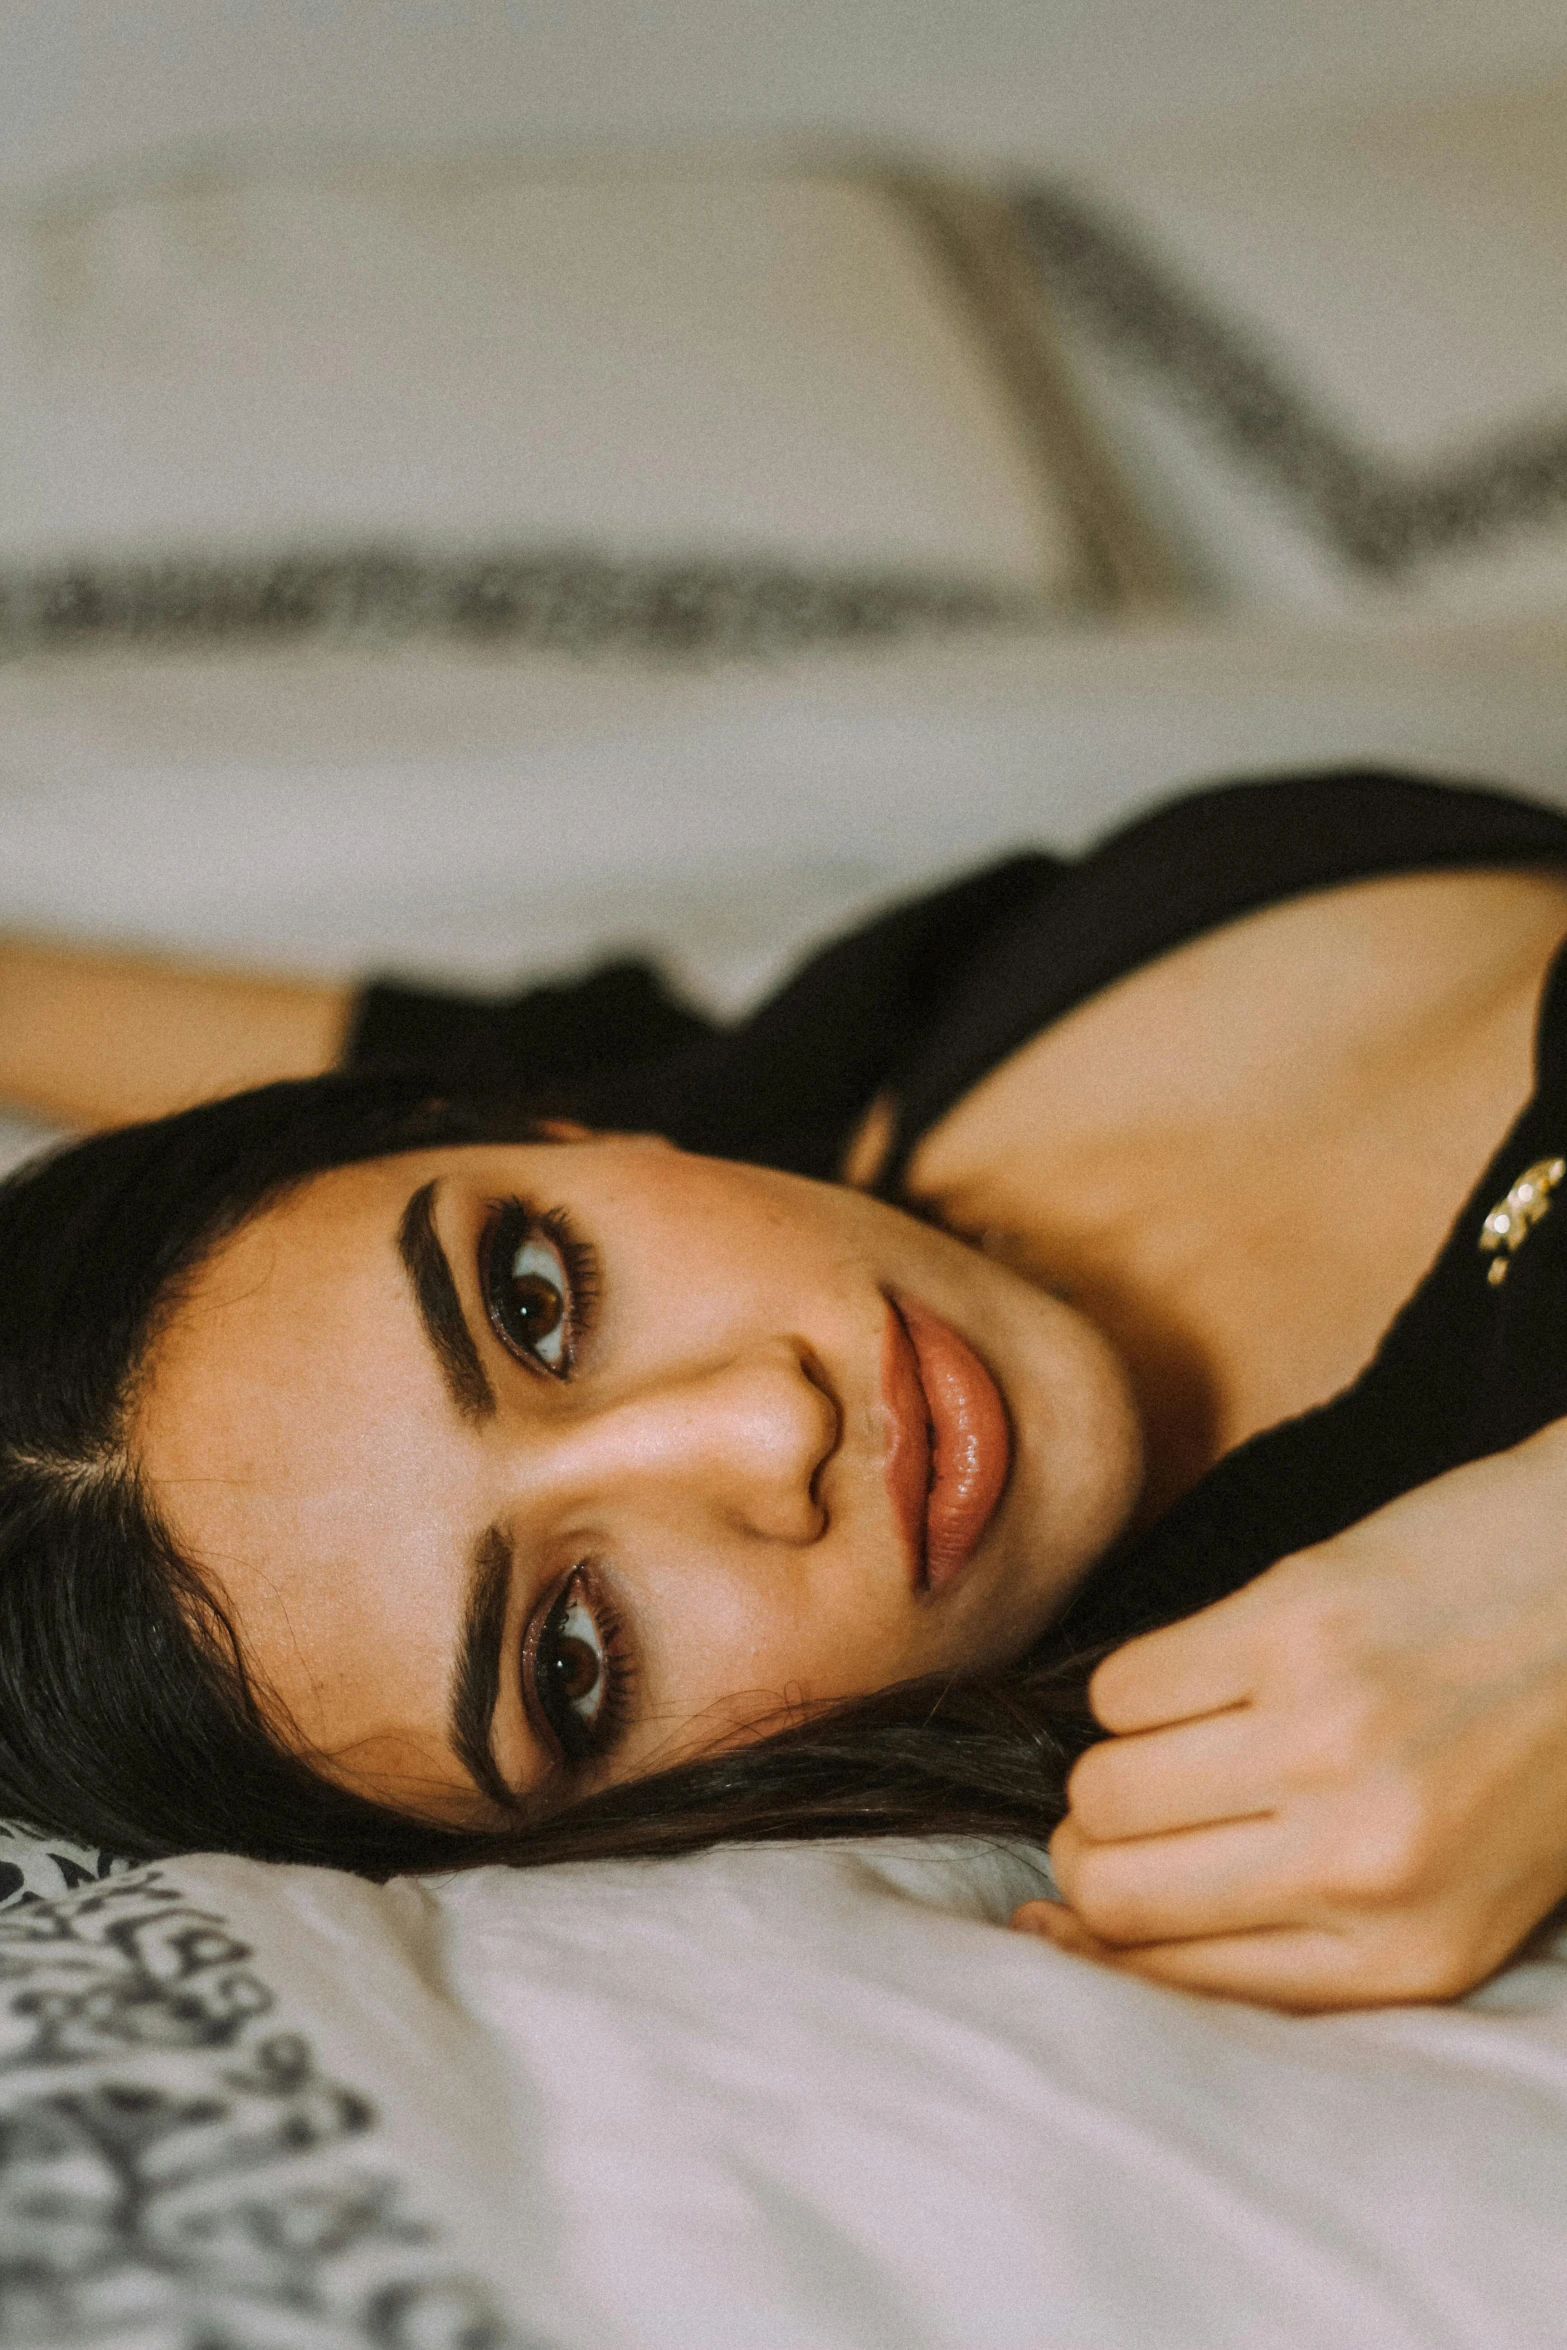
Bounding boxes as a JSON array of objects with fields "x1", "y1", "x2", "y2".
[{"x1": 6, "y1": 0, "x2": 1567, "y2": 194}]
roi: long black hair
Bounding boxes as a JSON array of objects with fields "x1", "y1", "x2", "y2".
[{"x1": 0, "y1": 1073, "x2": 1097, "y2": 1874}]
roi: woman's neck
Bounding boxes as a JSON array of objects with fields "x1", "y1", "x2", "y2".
[{"x1": 886, "y1": 867, "x2": 1567, "y2": 1521}]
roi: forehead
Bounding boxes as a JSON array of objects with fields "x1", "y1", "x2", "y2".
[
  {"x1": 141, "y1": 1151, "x2": 467, "y2": 1447},
  {"x1": 157, "y1": 1134, "x2": 592, "y2": 1344},
  {"x1": 149, "y1": 1153, "x2": 414, "y2": 1388},
  {"x1": 124, "y1": 1133, "x2": 757, "y2": 1795},
  {"x1": 129, "y1": 1151, "x2": 486, "y2": 1789}
]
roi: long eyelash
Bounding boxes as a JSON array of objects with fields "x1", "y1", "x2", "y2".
[
  {"x1": 482, "y1": 1196, "x2": 601, "y2": 1373},
  {"x1": 537, "y1": 1205, "x2": 601, "y2": 1344},
  {"x1": 585, "y1": 1580, "x2": 636, "y2": 1757},
  {"x1": 525, "y1": 1568, "x2": 637, "y2": 1770}
]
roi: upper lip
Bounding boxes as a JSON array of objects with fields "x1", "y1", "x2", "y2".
[
  {"x1": 880, "y1": 1293, "x2": 934, "y2": 1587},
  {"x1": 880, "y1": 1286, "x2": 1013, "y2": 1593}
]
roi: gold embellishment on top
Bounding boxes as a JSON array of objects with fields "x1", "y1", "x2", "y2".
[{"x1": 1479, "y1": 1157, "x2": 1566, "y2": 1284}]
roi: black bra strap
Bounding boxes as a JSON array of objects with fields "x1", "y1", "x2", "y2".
[{"x1": 878, "y1": 769, "x2": 1567, "y2": 1198}]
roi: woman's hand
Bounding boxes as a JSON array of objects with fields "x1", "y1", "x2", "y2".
[{"x1": 1013, "y1": 1419, "x2": 1567, "y2": 2008}]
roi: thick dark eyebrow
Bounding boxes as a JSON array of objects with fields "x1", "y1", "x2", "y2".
[
  {"x1": 450, "y1": 1522, "x2": 518, "y2": 1811},
  {"x1": 396, "y1": 1180, "x2": 495, "y2": 1423}
]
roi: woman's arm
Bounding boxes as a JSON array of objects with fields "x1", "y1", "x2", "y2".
[
  {"x1": 1014, "y1": 1417, "x2": 1567, "y2": 2007},
  {"x1": 0, "y1": 937, "x2": 352, "y2": 1129}
]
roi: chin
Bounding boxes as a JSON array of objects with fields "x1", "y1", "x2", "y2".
[{"x1": 969, "y1": 1269, "x2": 1144, "y2": 1621}]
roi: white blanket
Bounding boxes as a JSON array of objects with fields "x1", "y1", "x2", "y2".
[{"x1": 6, "y1": 1834, "x2": 1564, "y2": 2348}]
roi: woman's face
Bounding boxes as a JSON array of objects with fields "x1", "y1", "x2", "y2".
[{"x1": 134, "y1": 1136, "x2": 1141, "y2": 1823}]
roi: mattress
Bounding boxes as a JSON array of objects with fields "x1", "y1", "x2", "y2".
[{"x1": 0, "y1": 602, "x2": 1563, "y2": 1182}]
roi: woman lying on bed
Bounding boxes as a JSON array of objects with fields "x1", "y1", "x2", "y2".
[{"x1": 4, "y1": 768, "x2": 1567, "y2": 2014}]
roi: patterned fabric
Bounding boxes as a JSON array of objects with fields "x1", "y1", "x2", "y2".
[
  {"x1": 0, "y1": 549, "x2": 1035, "y2": 665},
  {"x1": 1015, "y1": 183, "x2": 1567, "y2": 575},
  {"x1": 0, "y1": 1816, "x2": 128, "y2": 1912},
  {"x1": 0, "y1": 1851, "x2": 526, "y2": 2348}
]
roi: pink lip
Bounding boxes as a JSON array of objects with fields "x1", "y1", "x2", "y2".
[{"x1": 880, "y1": 1291, "x2": 1012, "y2": 1592}]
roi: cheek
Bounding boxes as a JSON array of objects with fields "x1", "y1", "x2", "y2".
[
  {"x1": 589, "y1": 1157, "x2": 860, "y2": 1327},
  {"x1": 631, "y1": 1533, "x2": 919, "y2": 1745}
]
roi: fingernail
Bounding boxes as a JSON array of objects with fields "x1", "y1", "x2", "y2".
[{"x1": 1014, "y1": 1901, "x2": 1071, "y2": 1941}]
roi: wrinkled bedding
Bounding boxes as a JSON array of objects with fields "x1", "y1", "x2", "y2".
[{"x1": 3, "y1": 1826, "x2": 1565, "y2": 2348}]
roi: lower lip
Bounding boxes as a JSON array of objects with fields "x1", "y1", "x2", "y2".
[{"x1": 882, "y1": 1291, "x2": 1013, "y2": 1592}]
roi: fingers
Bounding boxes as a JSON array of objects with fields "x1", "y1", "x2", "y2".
[
  {"x1": 1050, "y1": 1810, "x2": 1307, "y2": 1945},
  {"x1": 1088, "y1": 1584, "x2": 1265, "y2": 1732},
  {"x1": 1011, "y1": 1900, "x2": 1493, "y2": 2012},
  {"x1": 1012, "y1": 1902, "x2": 1389, "y2": 2011},
  {"x1": 1010, "y1": 1901, "x2": 1118, "y2": 1964},
  {"x1": 1066, "y1": 1707, "x2": 1273, "y2": 1839}
]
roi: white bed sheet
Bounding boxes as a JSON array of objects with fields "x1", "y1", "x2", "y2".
[
  {"x1": 8, "y1": 1833, "x2": 1565, "y2": 2349},
  {"x1": 1, "y1": 604, "x2": 1563, "y2": 1175},
  {"x1": 1033, "y1": 75, "x2": 1567, "y2": 622},
  {"x1": 4, "y1": 607, "x2": 1566, "y2": 990}
]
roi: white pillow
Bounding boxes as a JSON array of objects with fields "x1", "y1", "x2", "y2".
[
  {"x1": 3, "y1": 1833, "x2": 1567, "y2": 2348},
  {"x1": 1022, "y1": 75, "x2": 1567, "y2": 617},
  {"x1": 0, "y1": 1814, "x2": 130, "y2": 1906},
  {"x1": 0, "y1": 152, "x2": 1166, "y2": 661}
]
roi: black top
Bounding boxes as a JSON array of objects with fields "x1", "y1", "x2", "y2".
[{"x1": 347, "y1": 770, "x2": 1567, "y2": 1651}]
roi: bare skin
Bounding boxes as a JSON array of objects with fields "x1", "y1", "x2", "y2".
[
  {"x1": 1015, "y1": 1417, "x2": 1567, "y2": 2007},
  {"x1": 875, "y1": 866, "x2": 1567, "y2": 1516},
  {"x1": 17, "y1": 857, "x2": 1567, "y2": 2004},
  {"x1": 865, "y1": 862, "x2": 1567, "y2": 2003},
  {"x1": 134, "y1": 1137, "x2": 1138, "y2": 1823},
  {"x1": 0, "y1": 936, "x2": 349, "y2": 1129}
]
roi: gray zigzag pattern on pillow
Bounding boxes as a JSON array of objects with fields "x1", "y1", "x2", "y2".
[
  {"x1": 0, "y1": 551, "x2": 1035, "y2": 663},
  {"x1": 0, "y1": 1867, "x2": 529, "y2": 2349},
  {"x1": 1014, "y1": 185, "x2": 1567, "y2": 574}
]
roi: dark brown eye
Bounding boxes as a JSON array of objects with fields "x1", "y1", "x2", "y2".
[
  {"x1": 486, "y1": 1216, "x2": 575, "y2": 1373},
  {"x1": 531, "y1": 1574, "x2": 611, "y2": 1762},
  {"x1": 510, "y1": 1271, "x2": 564, "y2": 1345},
  {"x1": 551, "y1": 1633, "x2": 601, "y2": 1707}
]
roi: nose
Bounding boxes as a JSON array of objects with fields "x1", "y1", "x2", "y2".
[{"x1": 503, "y1": 1345, "x2": 839, "y2": 1543}]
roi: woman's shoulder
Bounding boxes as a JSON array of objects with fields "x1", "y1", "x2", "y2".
[
  {"x1": 1052, "y1": 912, "x2": 1567, "y2": 1656},
  {"x1": 876, "y1": 770, "x2": 1567, "y2": 1187},
  {"x1": 340, "y1": 768, "x2": 1567, "y2": 1189}
]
